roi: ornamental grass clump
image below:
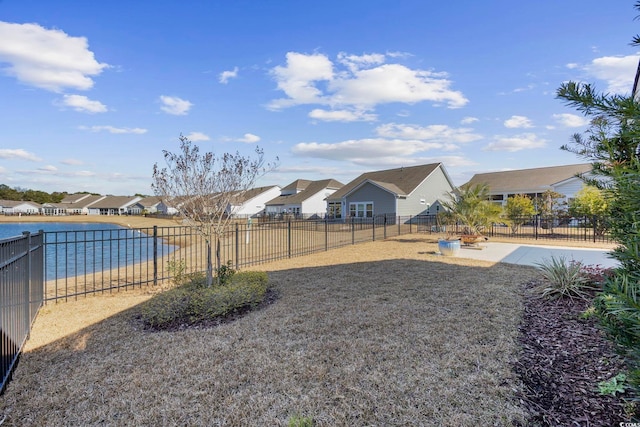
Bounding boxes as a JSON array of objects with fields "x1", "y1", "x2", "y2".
[
  {"x1": 140, "y1": 270, "x2": 268, "y2": 329},
  {"x1": 535, "y1": 256, "x2": 599, "y2": 301}
]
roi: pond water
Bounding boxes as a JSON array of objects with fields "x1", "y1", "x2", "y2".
[{"x1": 0, "y1": 222, "x2": 176, "y2": 280}]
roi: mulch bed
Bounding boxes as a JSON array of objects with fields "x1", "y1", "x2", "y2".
[{"x1": 516, "y1": 280, "x2": 632, "y2": 426}]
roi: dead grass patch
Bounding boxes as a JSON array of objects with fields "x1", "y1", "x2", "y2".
[{"x1": 0, "y1": 237, "x2": 538, "y2": 426}]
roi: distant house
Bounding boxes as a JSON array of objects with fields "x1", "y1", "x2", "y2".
[
  {"x1": 42, "y1": 194, "x2": 107, "y2": 215},
  {"x1": 326, "y1": 163, "x2": 455, "y2": 220},
  {"x1": 463, "y1": 163, "x2": 593, "y2": 206},
  {"x1": 0, "y1": 200, "x2": 41, "y2": 215},
  {"x1": 266, "y1": 179, "x2": 343, "y2": 218},
  {"x1": 227, "y1": 185, "x2": 282, "y2": 217},
  {"x1": 138, "y1": 196, "x2": 163, "y2": 214},
  {"x1": 86, "y1": 196, "x2": 143, "y2": 215}
]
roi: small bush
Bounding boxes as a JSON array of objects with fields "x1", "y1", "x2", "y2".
[
  {"x1": 167, "y1": 259, "x2": 207, "y2": 287},
  {"x1": 140, "y1": 271, "x2": 269, "y2": 329},
  {"x1": 216, "y1": 260, "x2": 236, "y2": 285},
  {"x1": 535, "y1": 256, "x2": 599, "y2": 300}
]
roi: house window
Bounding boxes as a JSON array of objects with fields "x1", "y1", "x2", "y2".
[
  {"x1": 328, "y1": 202, "x2": 341, "y2": 218},
  {"x1": 349, "y1": 202, "x2": 373, "y2": 218}
]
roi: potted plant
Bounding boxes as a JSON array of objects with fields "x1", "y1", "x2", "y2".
[{"x1": 438, "y1": 183, "x2": 502, "y2": 252}]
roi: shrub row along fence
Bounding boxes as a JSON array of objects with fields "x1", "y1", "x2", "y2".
[{"x1": 0, "y1": 232, "x2": 44, "y2": 394}]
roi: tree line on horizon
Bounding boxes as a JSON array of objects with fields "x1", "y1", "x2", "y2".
[{"x1": 0, "y1": 184, "x2": 153, "y2": 204}]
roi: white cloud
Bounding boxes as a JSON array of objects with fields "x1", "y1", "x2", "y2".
[
  {"x1": 504, "y1": 115, "x2": 533, "y2": 129},
  {"x1": 59, "y1": 94, "x2": 107, "y2": 113},
  {"x1": 566, "y1": 63, "x2": 579, "y2": 69},
  {"x1": 219, "y1": 67, "x2": 238, "y2": 84},
  {"x1": 337, "y1": 52, "x2": 385, "y2": 72},
  {"x1": 461, "y1": 116, "x2": 479, "y2": 124},
  {"x1": 269, "y1": 52, "x2": 334, "y2": 108},
  {"x1": 483, "y1": 133, "x2": 547, "y2": 152},
  {"x1": 329, "y1": 63, "x2": 468, "y2": 109},
  {"x1": 268, "y1": 51, "x2": 468, "y2": 112},
  {"x1": 159, "y1": 95, "x2": 193, "y2": 115},
  {"x1": 80, "y1": 125, "x2": 147, "y2": 134},
  {"x1": 375, "y1": 123, "x2": 481, "y2": 144},
  {"x1": 292, "y1": 138, "x2": 455, "y2": 161},
  {"x1": 309, "y1": 108, "x2": 377, "y2": 122},
  {"x1": 61, "y1": 158, "x2": 83, "y2": 165},
  {"x1": 37, "y1": 165, "x2": 57, "y2": 172},
  {"x1": 0, "y1": 148, "x2": 41, "y2": 161},
  {"x1": 553, "y1": 113, "x2": 589, "y2": 127},
  {"x1": 585, "y1": 54, "x2": 640, "y2": 94},
  {"x1": 237, "y1": 133, "x2": 260, "y2": 143},
  {"x1": 0, "y1": 21, "x2": 109, "y2": 92},
  {"x1": 185, "y1": 132, "x2": 210, "y2": 141}
]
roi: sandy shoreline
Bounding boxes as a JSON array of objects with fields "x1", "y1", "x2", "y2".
[{"x1": 0, "y1": 214, "x2": 180, "y2": 229}]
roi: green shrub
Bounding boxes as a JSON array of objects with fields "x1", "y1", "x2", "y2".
[
  {"x1": 598, "y1": 373, "x2": 627, "y2": 396},
  {"x1": 216, "y1": 260, "x2": 236, "y2": 285},
  {"x1": 166, "y1": 259, "x2": 207, "y2": 287},
  {"x1": 535, "y1": 256, "x2": 599, "y2": 301},
  {"x1": 140, "y1": 271, "x2": 269, "y2": 329}
]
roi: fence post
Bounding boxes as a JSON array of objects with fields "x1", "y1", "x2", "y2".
[
  {"x1": 383, "y1": 215, "x2": 387, "y2": 239},
  {"x1": 372, "y1": 217, "x2": 376, "y2": 241},
  {"x1": 153, "y1": 226, "x2": 158, "y2": 286},
  {"x1": 22, "y1": 232, "x2": 31, "y2": 338},
  {"x1": 235, "y1": 223, "x2": 239, "y2": 270},
  {"x1": 593, "y1": 215, "x2": 597, "y2": 243},
  {"x1": 351, "y1": 219, "x2": 355, "y2": 244},
  {"x1": 534, "y1": 215, "x2": 539, "y2": 240},
  {"x1": 288, "y1": 220, "x2": 292, "y2": 258},
  {"x1": 324, "y1": 218, "x2": 328, "y2": 251}
]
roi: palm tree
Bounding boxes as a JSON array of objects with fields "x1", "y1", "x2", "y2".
[{"x1": 440, "y1": 183, "x2": 502, "y2": 236}]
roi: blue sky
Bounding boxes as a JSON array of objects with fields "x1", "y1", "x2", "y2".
[{"x1": 0, "y1": 1, "x2": 639, "y2": 196}]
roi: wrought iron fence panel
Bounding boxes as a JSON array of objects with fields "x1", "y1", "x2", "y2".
[{"x1": 0, "y1": 231, "x2": 43, "y2": 394}]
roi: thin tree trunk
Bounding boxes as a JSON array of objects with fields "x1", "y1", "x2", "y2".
[
  {"x1": 206, "y1": 240, "x2": 213, "y2": 287},
  {"x1": 216, "y1": 237, "x2": 221, "y2": 286}
]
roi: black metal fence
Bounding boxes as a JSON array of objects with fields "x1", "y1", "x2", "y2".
[
  {"x1": 39, "y1": 213, "x2": 612, "y2": 302},
  {"x1": 1, "y1": 231, "x2": 44, "y2": 394}
]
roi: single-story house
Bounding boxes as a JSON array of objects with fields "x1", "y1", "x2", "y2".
[
  {"x1": 0, "y1": 200, "x2": 41, "y2": 215},
  {"x1": 227, "y1": 185, "x2": 282, "y2": 217},
  {"x1": 265, "y1": 179, "x2": 343, "y2": 218},
  {"x1": 326, "y1": 163, "x2": 455, "y2": 220},
  {"x1": 138, "y1": 196, "x2": 163, "y2": 214},
  {"x1": 463, "y1": 163, "x2": 593, "y2": 206},
  {"x1": 86, "y1": 196, "x2": 143, "y2": 215},
  {"x1": 42, "y1": 194, "x2": 106, "y2": 215}
]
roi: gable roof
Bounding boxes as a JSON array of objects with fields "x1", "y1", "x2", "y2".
[
  {"x1": 464, "y1": 163, "x2": 592, "y2": 193},
  {"x1": 281, "y1": 179, "x2": 312, "y2": 193},
  {"x1": 61, "y1": 193, "x2": 94, "y2": 204},
  {"x1": 138, "y1": 196, "x2": 162, "y2": 207},
  {"x1": 329, "y1": 163, "x2": 444, "y2": 200},
  {"x1": 89, "y1": 196, "x2": 141, "y2": 209},
  {"x1": 267, "y1": 179, "x2": 343, "y2": 205},
  {"x1": 229, "y1": 185, "x2": 280, "y2": 204},
  {"x1": 0, "y1": 199, "x2": 41, "y2": 208}
]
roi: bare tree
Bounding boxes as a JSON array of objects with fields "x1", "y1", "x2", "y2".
[{"x1": 152, "y1": 134, "x2": 277, "y2": 286}]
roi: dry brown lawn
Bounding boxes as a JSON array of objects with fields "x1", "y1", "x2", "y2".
[{"x1": 0, "y1": 234, "x2": 546, "y2": 426}]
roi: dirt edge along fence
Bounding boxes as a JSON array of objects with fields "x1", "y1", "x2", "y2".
[{"x1": 1, "y1": 231, "x2": 44, "y2": 395}]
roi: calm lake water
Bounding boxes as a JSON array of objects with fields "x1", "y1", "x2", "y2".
[{"x1": 0, "y1": 222, "x2": 176, "y2": 280}]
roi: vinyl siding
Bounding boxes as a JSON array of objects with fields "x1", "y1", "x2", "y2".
[
  {"x1": 345, "y1": 183, "x2": 396, "y2": 216},
  {"x1": 397, "y1": 168, "x2": 453, "y2": 217}
]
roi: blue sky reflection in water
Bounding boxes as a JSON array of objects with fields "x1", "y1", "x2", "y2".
[{"x1": 0, "y1": 222, "x2": 177, "y2": 280}]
